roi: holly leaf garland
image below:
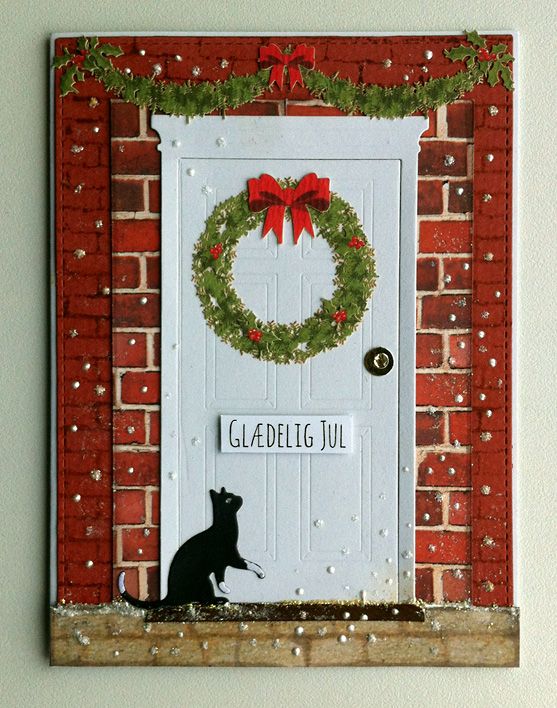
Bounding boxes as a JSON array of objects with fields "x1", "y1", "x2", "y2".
[
  {"x1": 445, "y1": 32, "x2": 514, "y2": 90},
  {"x1": 54, "y1": 30, "x2": 514, "y2": 116}
]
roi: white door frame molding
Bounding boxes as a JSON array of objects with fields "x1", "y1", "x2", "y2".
[{"x1": 152, "y1": 115, "x2": 427, "y2": 602}]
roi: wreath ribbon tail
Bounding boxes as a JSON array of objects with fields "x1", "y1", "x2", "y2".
[
  {"x1": 291, "y1": 206, "x2": 314, "y2": 243},
  {"x1": 262, "y1": 204, "x2": 285, "y2": 244}
]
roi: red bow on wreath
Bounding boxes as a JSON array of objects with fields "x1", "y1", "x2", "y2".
[
  {"x1": 258, "y1": 43, "x2": 315, "y2": 89},
  {"x1": 248, "y1": 173, "x2": 331, "y2": 244}
]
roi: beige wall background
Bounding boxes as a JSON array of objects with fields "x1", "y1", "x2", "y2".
[{"x1": 1, "y1": 1, "x2": 556, "y2": 706}]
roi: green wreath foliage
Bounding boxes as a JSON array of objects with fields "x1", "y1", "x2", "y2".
[
  {"x1": 53, "y1": 32, "x2": 513, "y2": 119},
  {"x1": 192, "y1": 182, "x2": 376, "y2": 364}
]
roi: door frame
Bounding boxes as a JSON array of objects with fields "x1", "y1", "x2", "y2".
[{"x1": 152, "y1": 115, "x2": 428, "y2": 601}]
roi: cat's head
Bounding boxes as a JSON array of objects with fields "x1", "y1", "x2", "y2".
[{"x1": 210, "y1": 487, "x2": 243, "y2": 512}]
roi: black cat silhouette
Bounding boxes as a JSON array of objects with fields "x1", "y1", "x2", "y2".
[{"x1": 118, "y1": 487, "x2": 265, "y2": 607}]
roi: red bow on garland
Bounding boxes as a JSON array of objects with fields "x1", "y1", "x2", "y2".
[
  {"x1": 248, "y1": 173, "x2": 331, "y2": 244},
  {"x1": 258, "y1": 43, "x2": 315, "y2": 89}
]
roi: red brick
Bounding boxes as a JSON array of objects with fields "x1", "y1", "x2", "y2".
[
  {"x1": 419, "y1": 142, "x2": 468, "y2": 176},
  {"x1": 448, "y1": 181, "x2": 473, "y2": 213},
  {"x1": 146, "y1": 254, "x2": 160, "y2": 289},
  {"x1": 417, "y1": 257, "x2": 439, "y2": 290},
  {"x1": 112, "y1": 178, "x2": 145, "y2": 212},
  {"x1": 113, "y1": 255, "x2": 141, "y2": 289},
  {"x1": 113, "y1": 293, "x2": 160, "y2": 327},
  {"x1": 114, "y1": 489, "x2": 146, "y2": 524},
  {"x1": 111, "y1": 101, "x2": 140, "y2": 137},
  {"x1": 148, "y1": 179, "x2": 160, "y2": 213},
  {"x1": 449, "y1": 411, "x2": 471, "y2": 446},
  {"x1": 416, "y1": 530, "x2": 470, "y2": 564},
  {"x1": 149, "y1": 411, "x2": 160, "y2": 445},
  {"x1": 419, "y1": 220, "x2": 472, "y2": 253},
  {"x1": 113, "y1": 219, "x2": 160, "y2": 252},
  {"x1": 286, "y1": 103, "x2": 345, "y2": 117},
  {"x1": 152, "y1": 332, "x2": 161, "y2": 367},
  {"x1": 120, "y1": 371, "x2": 161, "y2": 404},
  {"x1": 442, "y1": 257, "x2": 472, "y2": 290},
  {"x1": 418, "y1": 180, "x2": 443, "y2": 214},
  {"x1": 415, "y1": 567, "x2": 434, "y2": 602},
  {"x1": 65, "y1": 295, "x2": 110, "y2": 318},
  {"x1": 113, "y1": 332, "x2": 148, "y2": 367},
  {"x1": 416, "y1": 491, "x2": 443, "y2": 526},
  {"x1": 416, "y1": 411, "x2": 445, "y2": 446},
  {"x1": 417, "y1": 452, "x2": 471, "y2": 487},
  {"x1": 113, "y1": 566, "x2": 139, "y2": 598},
  {"x1": 448, "y1": 334, "x2": 471, "y2": 368},
  {"x1": 449, "y1": 491, "x2": 470, "y2": 526},
  {"x1": 421, "y1": 294, "x2": 471, "y2": 329},
  {"x1": 111, "y1": 140, "x2": 160, "y2": 175},
  {"x1": 150, "y1": 489, "x2": 160, "y2": 525},
  {"x1": 224, "y1": 101, "x2": 281, "y2": 116},
  {"x1": 122, "y1": 527, "x2": 159, "y2": 561},
  {"x1": 66, "y1": 539, "x2": 110, "y2": 563},
  {"x1": 146, "y1": 565, "x2": 160, "y2": 601},
  {"x1": 416, "y1": 373, "x2": 470, "y2": 407},
  {"x1": 442, "y1": 568, "x2": 471, "y2": 602},
  {"x1": 447, "y1": 102, "x2": 474, "y2": 138},
  {"x1": 113, "y1": 410, "x2": 146, "y2": 444},
  {"x1": 416, "y1": 333, "x2": 443, "y2": 368},
  {"x1": 421, "y1": 110, "x2": 437, "y2": 138},
  {"x1": 114, "y1": 451, "x2": 160, "y2": 486},
  {"x1": 65, "y1": 336, "x2": 111, "y2": 359}
]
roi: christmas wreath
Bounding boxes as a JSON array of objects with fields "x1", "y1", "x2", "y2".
[{"x1": 192, "y1": 174, "x2": 376, "y2": 364}]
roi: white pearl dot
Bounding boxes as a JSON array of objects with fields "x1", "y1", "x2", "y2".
[
  {"x1": 338, "y1": 634, "x2": 348, "y2": 644},
  {"x1": 172, "y1": 139, "x2": 182, "y2": 148},
  {"x1": 138, "y1": 49, "x2": 146, "y2": 56},
  {"x1": 447, "y1": 467, "x2": 456, "y2": 476},
  {"x1": 186, "y1": 168, "x2": 195, "y2": 176},
  {"x1": 127, "y1": 467, "x2": 134, "y2": 474},
  {"x1": 175, "y1": 54, "x2": 183, "y2": 62},
  {"x1": 216, "y1": 137, "x2": 226, "y2": 147},
  {"x1": 448, "y1": 313, "x2": 457, "y2": 322},
  {"x1": 294, "y1": 626, "x2": 304, "y2": 636},
  {"x1": 292, "y1": 647, "x2": 301, "y2": 656},
  {"x1": 141, "y1": 386, "x2": 148, "y2": 393},
  {"x1": 85, "y1": 560, "x2": 94, "y2": 568},
  {"x1": 83, "y1": 362, "x2": 91, "y2": 371},
  {"x1": 478, "y1": 331, "x2": 486, "y2": 339},
  {"x1": 347, "y1": 624, "x2": 356, "y2": 632},
  {"x1": 168, "y1": 471, "x2": 177, "y2": 480},
  {"x1": 72, "y1": 381, "x2": 80, "y2": 389},
  {"x1": 479, "y1": 392, "x2": 487, "y2": 401},
  {"x1": 295, "y1": 587, "x2": 304, "y2": 596},
  {"x1": 489, "y1": 358, "x2": 497, "y2": 367},
  {"x1": 128, "y1": 338, "x2": 136, "y2": 345},
  {"x1": 327, "y1": 566, "x2": 335, "y2": 574},
  {"x1": 70, "y1": 424, "x2": 78, "y2": 432},
  {"x1": 73, "y1": 493, "x2": 81, "y2": 502},
  {"x1": 139, "y1": 296, "x2": 148, "y2": 305},
  {"x1": 455, "y1": 394, "x2": 464, "y2": 403},
  {"x1": 424, "y1": 49, "x2": 433, "y2": 60}
]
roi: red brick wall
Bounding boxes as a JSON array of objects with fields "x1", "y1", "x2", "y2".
[{"x1": 111, "y1": 98, "x2": 474, "y2": 603}]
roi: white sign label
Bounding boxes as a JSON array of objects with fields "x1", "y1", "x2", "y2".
[{"x1": 220, "y1": 415, "x2": 353, "y2": 454}]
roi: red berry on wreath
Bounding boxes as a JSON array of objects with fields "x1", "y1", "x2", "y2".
[
  {"x1": 348, "y1": 236, "x2": 365, "y2": 249},
  {"x1": 248, "y1": 328, "x2": 262, "y2": 342},
  {"x1": 332, "y1": 310, "x2": 347, "y2": 323},
  {"x1": 210, "y1": 242, "x2": 223, "y2": 259}
]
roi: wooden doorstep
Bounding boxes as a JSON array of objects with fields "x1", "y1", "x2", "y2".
[{"x1": 50, "y1": 603, "x2": 519, "y2": 667}]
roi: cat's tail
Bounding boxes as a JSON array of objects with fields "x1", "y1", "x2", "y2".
[{"x1": 118, "y1": 571, "x2": 166, "y2": 609}]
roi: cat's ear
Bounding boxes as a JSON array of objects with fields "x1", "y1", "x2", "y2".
[
  {"x1": 220, "y1": 486, "x2": 227, "y2": 494},
  {"x1": 209, "y1": 489, "x2": 217, "y2": 500}
]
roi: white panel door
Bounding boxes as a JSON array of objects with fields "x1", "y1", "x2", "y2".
[{"x1": 155, "y1": 116, "x2": 426, "y2": 604}]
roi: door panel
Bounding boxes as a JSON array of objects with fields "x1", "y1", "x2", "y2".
[{"x1": 154, "y1": 115, "x2": 426, "y2": 603}]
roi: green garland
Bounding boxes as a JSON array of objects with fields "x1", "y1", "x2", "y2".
[
  {"x1": 192, "y1": 182, "x2": 376, "y2": 364},
  {"x1": 53, "y1": 31, "x2": 513, "y2": 119}
]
